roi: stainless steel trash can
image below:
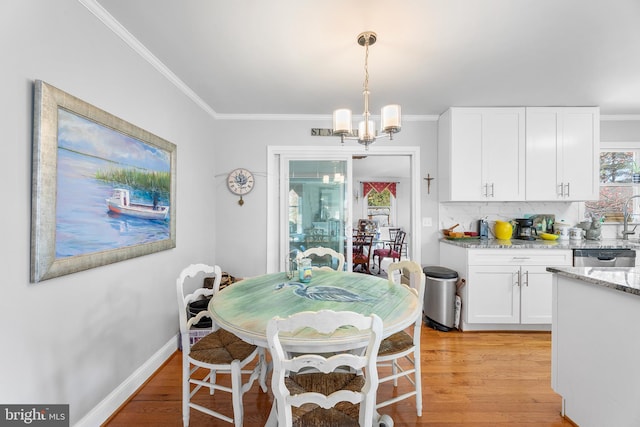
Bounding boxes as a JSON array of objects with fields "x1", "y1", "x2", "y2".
[{"x1": 423, "y1": 266, "x2": 458, "y2": 332}]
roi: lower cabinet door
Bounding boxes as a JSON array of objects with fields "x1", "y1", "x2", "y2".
[
  {"x1": 467, "y1": 265, "x2": 520, "y2": 324},
  {"x1": 520, "y1": 265, "x2": 553, "y2": 324}
]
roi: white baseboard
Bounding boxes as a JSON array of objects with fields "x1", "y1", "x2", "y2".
[{"x1": 74, "y1": 336, "x2": 178, "y2": 427}]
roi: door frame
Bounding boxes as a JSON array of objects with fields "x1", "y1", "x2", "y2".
[{"x1": 266, "y1": 145, "x2": 421, "y2": 273}]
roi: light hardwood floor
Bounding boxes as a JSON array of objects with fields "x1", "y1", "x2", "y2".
[{"x1": 104, "y1": 327, "x2": 572, "y2": 426}]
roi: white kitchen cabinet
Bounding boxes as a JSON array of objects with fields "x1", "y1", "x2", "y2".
[
  {"x1": 520, "y1": 265, "x2": 555, "y2": 323},
  {"x1": 467, "y1": 265, "x2": 520, "y2": 324},
  {"x1": 467, "y1": 264, "x2": 555, "y2": 324},
  {"x1": 440, "y1": 243, "x2": 572, "y2": 331},
  {"x1": 438, "y1": 107, "x2": 525, "y2": 201},
  {"x1": 525, "y1": 107, "x2": 600, "y2": 201}
]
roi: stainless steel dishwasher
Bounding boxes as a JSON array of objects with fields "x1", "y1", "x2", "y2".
[{"x1": 573, "y1": 248, "x2": 636, "y2": 267}]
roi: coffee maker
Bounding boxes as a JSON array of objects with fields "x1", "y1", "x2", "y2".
[{"x1": 515, "y1": 218, "x2": 536, "y2": 240}]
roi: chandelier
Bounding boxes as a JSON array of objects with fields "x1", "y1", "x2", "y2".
[{"x1": 332, "y1": 31, "x2": 401, "y2": 149}]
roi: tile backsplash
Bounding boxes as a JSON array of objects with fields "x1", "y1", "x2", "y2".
[
  {"x1": 439, "y1": 201, "x2": 629, "y2": 240},
  {"x1": 439, "y1": 201, "x2": 580, "y2": 237}
]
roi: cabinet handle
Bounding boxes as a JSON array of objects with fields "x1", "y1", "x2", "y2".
[
  {"x1": 558, "y1": 182, "x2": 565, "y2": 197},
  {"x1": 514, "y1": 270, "x2": 521, "y2": 287},
  {"x1": 512, "y1": 257, "x2": 531, "y2": 260},
  {"x1": 490, "y1": 183, "x2": 495, "y2": 197},
  {"x1": 565, "y1": 182, "x2": 570, "y2": 198},
  {"x1": 523, "y1": 271, "x2": 529, "y2": 287}
]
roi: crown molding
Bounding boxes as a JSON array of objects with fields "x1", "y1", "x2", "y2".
[
  {"x1": 215, "y1": 114, "x2": 328, "y2": 121},
  {"x1": 78, "y1": 1, "x2": 640, "y2": 125},
  {"x1": 601, "y1": 115, "x2": 640, "y2": 121},
  {"x1": 78, "y1": 0, "x2": 218, "y2": 119},
  {"x1": 214, "y1": 113, "x2": 439, "y2": 122},
  {"x1": 78, "y1": 1, "x2": 441, "y2": 124}
]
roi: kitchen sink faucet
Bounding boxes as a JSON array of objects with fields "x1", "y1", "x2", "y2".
[{"x1": 622, "y1": 195, "x2": 640, "y2": 239}]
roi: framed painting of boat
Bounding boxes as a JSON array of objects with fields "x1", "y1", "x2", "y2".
[{"x1": 30, "y1": 80, "x2": 177, "y2": 282}]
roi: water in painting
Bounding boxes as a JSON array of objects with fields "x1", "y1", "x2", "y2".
[{"x1": 55, "y1": 109, "x2": 171, "y2": 258}]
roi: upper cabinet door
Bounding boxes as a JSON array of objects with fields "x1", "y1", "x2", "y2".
[
  {"x1": 482, "y1": 109, "x2": 526, "y2": 201},
  {"x1": 441, "y1": 109, "x2": 483, "y2": 201},
  {"x1": 526, "y1": 107, "x2": 600, "y2": 201},
  {"x1": 438, "y1": 107, "x2": 525, "y2": 202},
  {"x1": 560, "y1": 108, "x2": 600, "y2": 200},
  {"x1": 525, "y1": 108, "x2": 561, "y2": 200}
]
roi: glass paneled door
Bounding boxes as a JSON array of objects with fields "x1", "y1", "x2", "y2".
[{"x1": 286, "y1": 159, "x2": 351, "y2": 271}]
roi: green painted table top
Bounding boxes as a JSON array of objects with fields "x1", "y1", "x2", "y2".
[{"x1": 209, "y1": 270, "x2": 420, "y2": 351}]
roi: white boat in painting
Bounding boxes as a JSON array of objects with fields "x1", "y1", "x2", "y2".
[{"x1": 106, "y1": 188, "x2": 169, "y2": 220}]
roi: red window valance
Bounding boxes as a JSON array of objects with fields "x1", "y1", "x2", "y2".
[{"x1": 362, "y1": 181, "x2": 396, "y2": 198}]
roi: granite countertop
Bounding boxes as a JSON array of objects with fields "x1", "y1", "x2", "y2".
[
  {"x1": 547, "y1": 266, "x2": 640, "y2": 297},
  {"x1": 440, "y1": 238, "x2": 640, "y2": 250}
]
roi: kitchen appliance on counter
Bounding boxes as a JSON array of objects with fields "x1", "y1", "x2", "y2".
[
  {"x1": 514, "y1": 218, "x2": 536, "y2": 240},
  {"x1": 573, "y1": 248, "x2": 636, "y2": 267},
  {"x1": 478, "y1": 218, "x2": 489, "y2": 239}
]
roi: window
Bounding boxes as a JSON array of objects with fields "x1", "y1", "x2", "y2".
[
  {"x1": 367, "y1": 189, "x2": 393, "y2": 226},
  {"x1": 584, "y1": 145, "x2": 640, "y2": 223},
  {"x1": 362, "y1": 182, "x2": 397, "y2": 227}
]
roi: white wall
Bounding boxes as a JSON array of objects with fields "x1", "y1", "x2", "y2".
[
  {"x1": 601, "y1": 120, "x2": 640, "y2": 142},
  {"x1": 212, "y1": 119, "x2": 439, "y2": 277},
  {"x1": 1, "y1": 1, "x2": 217, "y2": 424}
]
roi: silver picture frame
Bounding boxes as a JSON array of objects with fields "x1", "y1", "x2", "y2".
[{"x1": 31, "y1": 80, "x2": 177, "y2": 282}]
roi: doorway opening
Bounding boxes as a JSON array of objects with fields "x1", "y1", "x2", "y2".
[{"x1": 266, "y1": 146, "x2": 421, "y2": 273}]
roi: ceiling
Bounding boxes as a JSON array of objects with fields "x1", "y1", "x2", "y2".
[{"x1": 94, "y1": 0, "x2": 640, "y2": 119}]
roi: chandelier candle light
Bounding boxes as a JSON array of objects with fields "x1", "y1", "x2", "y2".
[{"x1": 333, "y1": 31, "x2": 401, "y2": 149}]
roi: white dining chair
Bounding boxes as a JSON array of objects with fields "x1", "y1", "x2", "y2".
[
  {"x1": 176, "y1": 263, "x2": 265, "y2": 426},
  {"x1": 267, "y1": 310, "x2": 392, "y2": 427},
  {"x1": 297, "y1": 246, "x2": 345, "y2": 271},
  {"x1": 376, "y1": 260, "x2": 425, "y2": 416}
]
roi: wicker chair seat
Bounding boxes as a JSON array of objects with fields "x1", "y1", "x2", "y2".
[
  {"x1": 378, "y1": 330, "x2": 413, "y2": 357},
  {"x1": 285, "y1": 372, "x2": 364, "y2": 426},
  {"x1": 190, "y1": 328, "x2": 257, "y2": 364}
]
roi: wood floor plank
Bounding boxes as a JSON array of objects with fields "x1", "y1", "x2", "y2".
[{"x1": 103, "y1": 327, "x2": 572, "y2": 426}]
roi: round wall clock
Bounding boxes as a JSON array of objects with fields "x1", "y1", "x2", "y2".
[{"x1": 227, "y1": 168, "x2": 255, "y2": 205}]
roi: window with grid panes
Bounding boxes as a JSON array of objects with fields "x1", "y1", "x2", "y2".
[{"x1": 584, "y1": 147, "x2": 640, "y2": 223}]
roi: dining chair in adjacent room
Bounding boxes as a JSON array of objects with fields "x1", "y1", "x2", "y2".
[
  {"x1": 176, "y1": 263, "x2": 265, "y2": 427},
  {"x1": 372, "y1": 230, "x2": 406, "y2": 274},
  {"x1": 267, "y1": 310, "x2": 392, "y2": 427},
  {"x1": 376, "y1": 260, "x2": 425, "y2": 416},
  {"x1": 387, "y1": 227, "x2": 401, "y2": 241},
  {"x1": 297, "y1": 246, "x2": 346, "y2": 271},
  {"x1": 352, "y1": 232, "x2": 374, "y2": 274}
]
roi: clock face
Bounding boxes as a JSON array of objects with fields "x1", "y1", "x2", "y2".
[{"x1": 227, "y1": 168, "x2": 255, "y2": 195}]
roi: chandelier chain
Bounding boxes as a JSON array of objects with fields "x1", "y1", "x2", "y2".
[
  {"x1": 362, "y1": 34, "x2": 372, "y2": 140},
  {"x1": 363, "y1": 35, "x2": 370, "y2": 96}
]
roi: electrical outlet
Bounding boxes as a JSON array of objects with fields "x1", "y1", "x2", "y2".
[{"x1": 422, "y1": 217, "x2": 433, "y2": 227}]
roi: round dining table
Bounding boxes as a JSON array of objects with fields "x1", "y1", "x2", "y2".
[{"x1": 208, "y1": 269, "x2": 420, "y2": 352}]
